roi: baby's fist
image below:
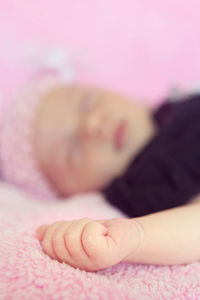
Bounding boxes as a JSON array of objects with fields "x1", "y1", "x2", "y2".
[{"x1": 36, "y1": 217, "x2": 137, "y2": 271}]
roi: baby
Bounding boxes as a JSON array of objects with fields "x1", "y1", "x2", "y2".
[
  {"x1": 1, "y1": 79, "x2": 200, "y2": 272},
  {"x1": 33, "y1": 84, "x2": 156, "y2": 197}
]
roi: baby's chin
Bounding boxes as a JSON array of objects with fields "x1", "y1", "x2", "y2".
[{"x1": 50, "y1": 169, "x2": 115, "y2": 199}]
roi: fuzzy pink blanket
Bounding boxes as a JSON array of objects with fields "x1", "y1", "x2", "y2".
[
  {"x1": 1, "y1": 1, "x2": 200, "y2": 298},
  {"x1": 1, "y1": 182, "x2": 200, "y2": 299}
]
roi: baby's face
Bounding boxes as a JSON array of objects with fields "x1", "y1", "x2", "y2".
[{"x1": 34, "y1": 84, "x2": 156, "y2": 196}]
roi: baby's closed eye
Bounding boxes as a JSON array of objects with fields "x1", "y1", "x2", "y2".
[{"x1": 79, "y1": 92, "x2": 100, "y2": 113}]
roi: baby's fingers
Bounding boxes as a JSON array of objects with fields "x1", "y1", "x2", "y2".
[
  {"x1": 83, "y1": 221, "x2": 125, "y2": 269},
  {"x1": 82, "y1": 221, "x2": 109, "y2": 259},
  {"x1": 52, "y1": 218, "x2": 93, "y2": 267},
  {"x1": 36, "y1": 225, "x2": 49, "y2": 241},
  {"x1": 41, "y1": 221, "x2": 65, "y2": 261}
]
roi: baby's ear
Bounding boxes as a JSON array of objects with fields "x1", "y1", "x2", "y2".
[{"x1": 36, "y1": 225, "x2": 49, "y2": 241}]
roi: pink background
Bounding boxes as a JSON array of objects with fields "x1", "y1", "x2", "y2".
[
  {"x1": 0, "y1": 0, "x2": 200, "y2": 104},
  {"x1": 1, "y1": 3, "x2": 200, "y2": 298}
]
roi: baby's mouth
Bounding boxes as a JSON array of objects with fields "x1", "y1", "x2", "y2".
[{"x1": 113, "y1": 120, "x2": 127, "y2": 150}]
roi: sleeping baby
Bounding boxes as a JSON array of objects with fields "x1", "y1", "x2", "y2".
[{"x1": 1, "y1": 77, "x2": 200, "y2": 271}]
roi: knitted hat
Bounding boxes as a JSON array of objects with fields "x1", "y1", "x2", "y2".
[
  {"x1": 0, "y1": 79, "x2": 63, "y2": 200},
  {"x1": 0, "y1": 46, "x2": 79, "y2": 200}
]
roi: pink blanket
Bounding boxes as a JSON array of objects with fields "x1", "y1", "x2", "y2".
[
  {"x1": 1, "y1": 1, "x2": 200, "y2": 298},
  {"x1": 1, "y1": 182, "x2": 200, "y2": 299}
]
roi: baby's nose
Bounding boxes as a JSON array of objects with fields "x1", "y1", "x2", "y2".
[{"x1": 80, "y1": 113, "x2": 111, "y2": 143}]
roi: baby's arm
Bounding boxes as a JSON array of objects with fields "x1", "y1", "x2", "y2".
[
  {"x1": 125, "y1": 196, "x2": 200, "y2": 265},
  {"x1": 36, "y1": 217, "x2": 140, "y2": 271},
  {"x1": 36, "y1": 195, "x2": 200, "y2": 271}
]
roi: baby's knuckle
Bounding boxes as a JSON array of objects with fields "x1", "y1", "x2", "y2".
[
  {"x1": 65, "y1": 237, "x2": 76, "y2": 253},
  {"x1": 83, "y1": 221, "x2": 96, "y2": 233},
  {"x1": 52, "y1": 234, "x2": 61, "y2": 247},
  {"x1": 80, "y1": 217, "x2": 93, "y2": 223},
  {"x1": 64, "y1": 227, "x2": 75, "y2": 239},
  {"x1": 82, "y1": 234, "x2": 93, "y2": 244},
  {"x1": 82, "y1": 235, "x2": 98, "y2": 257},
  {"x1": 52, "y1": 238, "x2": 66, "y2": 260},
  {"x1": 64, "y1": 230, "x2": 78, "y2": 251}
]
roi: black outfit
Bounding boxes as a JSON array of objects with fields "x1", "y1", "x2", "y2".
[{"x1": 101, "y1": 94, "x2": 200, "y2": 217}]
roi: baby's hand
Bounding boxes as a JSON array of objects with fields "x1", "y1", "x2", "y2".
[{"x1": 36, "y1": 217, "x2": 140, "y2": 271}]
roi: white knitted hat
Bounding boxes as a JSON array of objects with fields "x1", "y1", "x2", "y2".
[
  {"x1": 0, "y1": 47, "x2": 77, "y2": 200},
  {"x1": 0, "y1": 79, "x2": 63, "y2": 200}
]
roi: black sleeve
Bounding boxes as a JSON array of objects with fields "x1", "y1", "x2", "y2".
[{"x1": 101, "y1": 94, "x2": 200, "y2": 217}]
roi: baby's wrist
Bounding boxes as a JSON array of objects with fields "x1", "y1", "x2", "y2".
[{"x1": 122, "y1": 218, "x2": 145, "y2": 263}]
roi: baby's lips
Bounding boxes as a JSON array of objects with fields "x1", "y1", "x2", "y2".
[{"x1": 36, "y1": 224, "x2": 49, "y2": 241}]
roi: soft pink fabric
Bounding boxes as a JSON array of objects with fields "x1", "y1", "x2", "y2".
[
  {"x1": 0, "y1": 46, "x2": 77, "y2": 198},
  {"x1": 0, "y1": 79, "x2": 59, "y2": 200},
  {"x1": 1, "y1": 1, "x2": 200, "y2": 103},
  {"x1": 1, "y1": 183, "x2": 200, "y2": 299},
  {"x1": 1, "y1": 1, "x2": 200, "y2": 298}
]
